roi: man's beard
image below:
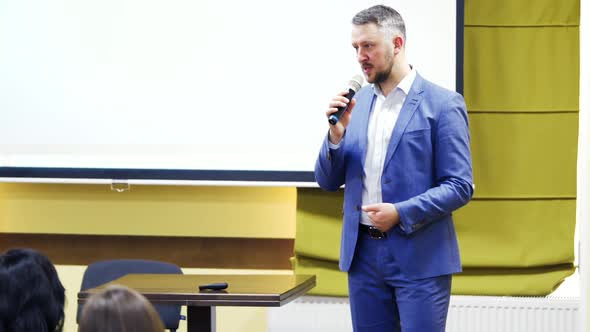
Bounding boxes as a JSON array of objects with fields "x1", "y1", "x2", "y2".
[
  {"x1": 371, "y1": 53, "x2": 394, "y2": 84},
  {"x1": 373, "y1": 67, "x2": 392, "y2": 84}
]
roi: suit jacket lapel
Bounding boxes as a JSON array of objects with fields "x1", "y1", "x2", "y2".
[{"x1": 382, "y1": 76, "x2": 424, "y2": 171}]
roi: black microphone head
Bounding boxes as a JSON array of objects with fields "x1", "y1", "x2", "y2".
[{"x1": 348, "y1": 75, "x2": 364, "y2": 92}]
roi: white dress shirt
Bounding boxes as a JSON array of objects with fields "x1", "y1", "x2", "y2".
[
  {"x1": 360, "y1": 69, "x2": 416, "y2": 225},
  {"x1": 328, "y1": 69, "x2": 417, "y2": 225}
]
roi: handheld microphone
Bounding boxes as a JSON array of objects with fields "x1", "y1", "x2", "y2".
[{"x1": 328, "y1": 75, "x2": 364, "y2": 125}]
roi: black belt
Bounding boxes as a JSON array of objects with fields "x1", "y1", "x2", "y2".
[{"x1": 359, "y1": 223, "x2": 387, "y2": 239}]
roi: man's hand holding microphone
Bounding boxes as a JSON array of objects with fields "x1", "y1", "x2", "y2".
[{"x1": 326, "y1": 75, "x2": 363, "y2": 144}]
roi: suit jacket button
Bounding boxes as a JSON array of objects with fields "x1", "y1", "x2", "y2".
[{"x1": 356, "y1": 205, "x2": 361, "y2": 211}]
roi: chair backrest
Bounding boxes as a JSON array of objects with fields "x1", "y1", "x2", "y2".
[{"x1": 77, "y1": 259, "x2": 183, "y2": 331}]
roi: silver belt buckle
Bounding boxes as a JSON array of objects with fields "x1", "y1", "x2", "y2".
[{"x1": 368, "y1": 226, "x2": 386, "y2": 239}]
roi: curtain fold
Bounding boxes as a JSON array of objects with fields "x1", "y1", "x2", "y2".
[
  {"x1": 470, "y1": 113, "x2": 578, "y2": 198},
  {"x1": 293, "y1": 255, "x2": 575, "y2": 296},
  {"x1": 464, "y1": 27, "x2": 579, "y2": 112}
]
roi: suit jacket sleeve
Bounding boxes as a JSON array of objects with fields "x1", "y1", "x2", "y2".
[
  {"x1": 395, "y1": 93, "x2": 474, "y2": 234},
  {"x1": 315, "y1": 132, "x2": 347, "y2": 192}
]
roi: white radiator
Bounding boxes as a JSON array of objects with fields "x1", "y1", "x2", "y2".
[{"x1": 268, "y1": 295, "x2": 579, "y2": 332}]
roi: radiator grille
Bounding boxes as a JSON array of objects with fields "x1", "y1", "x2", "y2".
[{"x1": 268, "y1": 295, "x2": 579, "y2": 332}]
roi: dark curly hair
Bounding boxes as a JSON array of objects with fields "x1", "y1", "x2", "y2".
[{"x1": 0, "y1": 248, "x2": 65, "y2": 332}]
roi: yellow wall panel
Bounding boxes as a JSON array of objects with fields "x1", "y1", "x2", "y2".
[{"x1": 0, "y1": 184, "x2": 296, "y2": 238}]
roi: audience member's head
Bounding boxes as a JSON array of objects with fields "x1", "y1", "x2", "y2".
[
  {"x1": 0, "y1": 248, "x2": 65, "y2": 332},
  {"x1": 79, "y1": 285, "x2": 164, "y2": 332}
]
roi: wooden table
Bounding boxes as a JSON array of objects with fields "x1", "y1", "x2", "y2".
[{"x1": 78, "y1": 274, "x2": 316, "y2": 332}]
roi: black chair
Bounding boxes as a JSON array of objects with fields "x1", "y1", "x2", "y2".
[{"x1": 77, "y1": 259, "x2": 184, "y2": 331}]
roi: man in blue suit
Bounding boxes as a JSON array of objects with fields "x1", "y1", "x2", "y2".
[{"x1": 315, "y1": 5, "x2": 474, "y2": 332}]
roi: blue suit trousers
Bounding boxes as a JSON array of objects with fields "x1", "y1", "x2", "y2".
[{"x1": 348, "y1": 228, "x2": 452, "y2": 332}]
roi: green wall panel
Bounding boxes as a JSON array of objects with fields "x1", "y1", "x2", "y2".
[
  {"x1": 470, "y1": 112, "x2": 578, "y2": 198},
  {"x1": 464, "y1": 26, "x2": 579, "y2": 112}
]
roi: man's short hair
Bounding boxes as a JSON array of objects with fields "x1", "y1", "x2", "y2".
[{"x1": 352, "y1": 5, "x2": 406, "y2": 40}]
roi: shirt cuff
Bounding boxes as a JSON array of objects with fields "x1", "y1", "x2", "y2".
[
  {"x1": 328, "y1": 131, "x2": 345, "y2": 149},
  {"x1": 328, "y1": 140, "x2": 341, "y2": 150}
]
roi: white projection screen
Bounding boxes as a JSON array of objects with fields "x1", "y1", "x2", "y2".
[{"x1": 0, "y1": 0, "x2": 463, "y2": 185}]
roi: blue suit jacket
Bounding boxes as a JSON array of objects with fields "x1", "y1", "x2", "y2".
[{"x1": 315, "y1": 73, "x2": 474, "y2": 280}]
